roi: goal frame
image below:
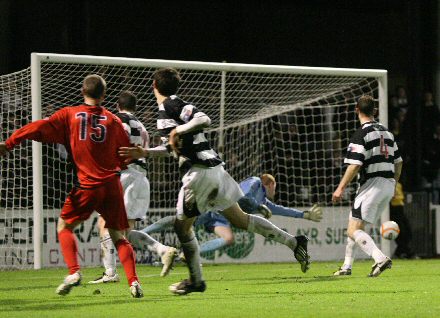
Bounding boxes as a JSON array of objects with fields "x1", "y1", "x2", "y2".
[{"x1": 30, "y1": 53, "x2": 389, "y2": 269}]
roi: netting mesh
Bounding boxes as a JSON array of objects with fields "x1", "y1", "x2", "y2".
[
  {"x1": 0, "y1": 69, "x2": 33, "y2": 268},
  {"x1": 0, "y1": 57, "x2": 381, "y2": 268}
]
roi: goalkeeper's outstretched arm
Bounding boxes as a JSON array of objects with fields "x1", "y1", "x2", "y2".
[{"x1": 264, "y1": 199, "x2": 322, "y2": 222}]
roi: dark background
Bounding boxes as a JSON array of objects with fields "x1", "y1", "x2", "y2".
[
  {"x1": 0, "y1": 0, "x2": 438, "y2": 189},
  {"x1": 0, "y1": 1, "x2": 437, "y2": 86}
]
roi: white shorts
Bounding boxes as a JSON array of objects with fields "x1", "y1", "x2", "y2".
[
  {"x1": 350, "y1": 177, "x2": 395, "y2": 224},
  {"x1": 176, "y1": 164, "x2": 243, "y2": 220},
  {"x1": 120, "y1": 166, "x2": 150, "y2": 220}
]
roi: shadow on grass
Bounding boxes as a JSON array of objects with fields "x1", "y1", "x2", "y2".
[
  {"x1": 0, "y1": 292, "x2": 248, "y2": 312},
  {"x1": 0, "y1": 284, "x2": 56, "y2": 292},
  {"x1": 208, "y1": 275, "x2": 340, "y2": 284}
]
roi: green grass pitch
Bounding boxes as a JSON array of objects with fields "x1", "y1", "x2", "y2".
[{"x1": 0, "y1": 260, "x2": 439, "y2": 318}]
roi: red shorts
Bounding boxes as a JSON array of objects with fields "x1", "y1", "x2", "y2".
[{"x1": 61, "y1": 177, "x2": 129, "y2": 230}]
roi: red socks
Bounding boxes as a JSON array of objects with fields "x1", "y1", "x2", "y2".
[
  {"x1": 115, "y1": 239, "x2": 139, "y2": 286},
  {"x1": 58, "y1": 228, "x2": 80, "y2": 274},
  {"x1": 58, "y1": 229, "x2": 138, "y2": 286}
]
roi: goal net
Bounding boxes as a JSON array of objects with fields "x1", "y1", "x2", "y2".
[{"x1": 0, "y1": 53, "x2": 387, "y2": 269}]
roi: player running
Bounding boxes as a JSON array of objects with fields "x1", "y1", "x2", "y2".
[
  {"x1": 88, "y1": 91, "x2": 177, "y2": 284},
  {"x1": 120, "y1": 67, "x2": 311, "y2": 295},
  {"x1": 0, "y1": 75, "x2": 143, "y2": 297},
  {"x1": 332, "y1": 95, "x2": 403, "y2": 277}
]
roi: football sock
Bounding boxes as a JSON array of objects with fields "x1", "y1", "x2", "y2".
[
  {"x1": 58, "y1": 228, "x2": 80, "y2": 275},
  {"x1": 353, "y1": 230, "x2": 387, "y2": 263},
  {"x1": 200, "y1": 238, "x2": 227, "y2": 254},
  {"x1": 128, "y1": 230, "x2": 168, "y2": 255},
  {"x1": 342, "y1": 237, "x2": 357, "y2": 270},
  {"x1": 247, "y1": 214, "x2": 296, "y2": 250},
  {"x1": 181, "y1": 235, "x2": 204, "y2": 284},
  {"x1": 141, "y1": 215, "x2": 176, "y2": 234},
  {"x1": 100, "y1": 233, "x2": 117, "y2": 276},
  {"x1": 115, "y1": 239, "x2": 138, "y2": 286}
]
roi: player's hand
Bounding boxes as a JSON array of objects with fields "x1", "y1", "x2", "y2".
[
  {"x1": 332, "y1": 188, "x2": 344, "y2": 203},
  {"x1": 303, "y1": 204, "x2": 322, "y2": 222},
  {"x1": 256, "y1": 204, "x2": 272, "y2": 219},
  {"x1": 119, "y1": 146, "x2": 147, "y2": 163},
  {"x1": 0, "y1": 142, "x2": 8, "y2": 157},
  {"x1": 168, "y1": 128, "x2": 180, "y2": 155}
]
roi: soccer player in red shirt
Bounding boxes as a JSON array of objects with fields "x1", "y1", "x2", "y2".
[{"x1": 0, "y1": 75, "x2": 143, "y2": 298}]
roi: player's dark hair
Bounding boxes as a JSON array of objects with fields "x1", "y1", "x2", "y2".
[
  {"x1": 82, "y1": 74, "x2": 106, "y2": 99},
  {"x1": 118, "y1": 91, "x2": 137, "y2": 112},
  {"x1": 356, "y1": 95, "x2": 376, "y2": 117},
  {"x1": 153, "y1": 67, "x2": 181, "y2": 96}
]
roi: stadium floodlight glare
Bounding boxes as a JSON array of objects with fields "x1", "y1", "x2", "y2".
[{"x1": 0, "y1": 53, "x2": 388, "y2": 269}]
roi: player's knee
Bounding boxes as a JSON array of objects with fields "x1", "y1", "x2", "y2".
[
  {"x1": 224, "y1": 235, "x2": 234, "y2": 246},
  {"x1": 174, "y1": 221, "x2": 195, "y2": 242},
  {"x1": 347, "y1": 227, "x2": 356, "y2": 239},
  {"x1": 57, "y1": 218, "x2": 79, "y2": 233}
]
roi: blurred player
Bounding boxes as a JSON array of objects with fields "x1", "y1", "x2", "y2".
[
  {"x1": 0, "y1": 75, "x2": 143, "y2": 297},
  {"x1": 88, "y1": 91, "x2": 177, "y2": 284},
  {"x1": 332, "y1": 95, "x2": 403, "y2": 277},
  {"x1": 141, "y1": 174, "x2": 322, "y2": 256},
  {"x1": 120, "y1": 68, "x2": 311, "y2": 295}
]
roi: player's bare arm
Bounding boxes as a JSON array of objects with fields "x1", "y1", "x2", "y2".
[
  {"x1": 119, "y1": 145, "x2": 148, "y2": 162},
  {"x1": 332, "y1": 164, "x2": 361, "y2": 203},
  {"x1": 170, "y1": 113, "x2": 212, "y2": 154},
  {"x1": 168, "y1": 128, "x2": 180, "y2": 154}
]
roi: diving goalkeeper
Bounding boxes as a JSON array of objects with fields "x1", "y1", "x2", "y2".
[{"x1": 139, "y1": 174, "x2": 322, "y2": 256}]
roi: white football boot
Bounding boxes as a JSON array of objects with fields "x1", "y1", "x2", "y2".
[
  {"x1": 56, "y1": 271, "x2": 82, "y2": 296},
  {"x1": 130, "y1": 281, "x2": 144, "y2": 298},
  {"x1": 88, "y1": 272, "x2": 120, "y2": 284},
  {"x1": 160, "y1": 247, "x2": 178, "y2": 277}
]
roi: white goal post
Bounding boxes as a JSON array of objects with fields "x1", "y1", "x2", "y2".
[{"x1": 0, "y1": 53, "x2": 388, "y2": 269}]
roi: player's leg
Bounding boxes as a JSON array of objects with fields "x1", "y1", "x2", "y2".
[
  {"x1": 56, "y1": 217, "x2": 83, "y2": 295},
  {"x1": 56, "y1": 186, "x2": 97, "y2": 296},
  {"x1": 140, "y1": 215, "x2": 176, "y2": 234},
  {"x1": 348, "y1": 179, "x2": 394, "y2": 277},
  {"x1": 128, "y1": 226, "x2": 177, "y2": 277},
  {"x1": 170, "y1": 216, "x2": 206, "y2": 295},
  {"x1": 88, "y1": 216, "x2": 120, "y2": 284},
  {"x1": 200, "y1": 226, "x2": 234, "y2": 254},
  {"x1": 222, "y1": 203, "x2": 310, "y2": 273},
  {"x1": 107, "y1": 228, "x2": 142, "y2": 297},
  {"x1": 99, "y1": 178, "x2": 143, "y2": 297},
  {"x1": 122, "y1": 170, "x2": 177, "y2": 277},
  {"x1": 333, "y1": 235, "x2": 357, "y2": 276},
  {"x1": 198, "y1": 213, "x2": 234, "y2": 254},
  {"x1": 348, "y1": 218, "x2": 390, "y2": 277}
]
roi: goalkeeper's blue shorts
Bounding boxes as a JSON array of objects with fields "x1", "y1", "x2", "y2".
[{"x1": 195, "y1": 211, "x2": 230, "y2": 232}]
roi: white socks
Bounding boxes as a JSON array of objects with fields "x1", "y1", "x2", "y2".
[
  {"x1": 128, "y1": 230, "x2": 168, "y2": 256},
  {"x1": 342, "y1": 237, "x2": 357, "y2": 270},
  {"x1": 353, "y1": 229, "x2": 387, "y2": 263},
  {"x1": 100, "y1": 233, "x2": 116, "y2": 276},
  {"x1": 247, "y1": 214, "x2": 296, "y2": 250}
]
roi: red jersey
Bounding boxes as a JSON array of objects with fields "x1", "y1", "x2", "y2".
[{"x1": 6, "y1": 104, "x2": 130, "y2": 188}]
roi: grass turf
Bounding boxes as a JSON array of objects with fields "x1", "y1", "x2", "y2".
[{"x1": 0, "y1": 259, "x2": 439, "y2": 318}]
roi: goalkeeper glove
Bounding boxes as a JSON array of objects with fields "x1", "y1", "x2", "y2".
[
  {"x1": 303, "y1": 204, "x2": 322, "y2": 222},
  {"x1": 256, "y1": 204, "x2": 272, "y2": 219}
]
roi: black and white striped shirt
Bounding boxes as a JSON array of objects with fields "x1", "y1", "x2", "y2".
[
  {"x1": 345, "y1": 121, "x2": 402, "y2": 185},
  {"x1": 116, "y1": 111, "x2": 149, "y2": 173},
  {"x1": 157, "y1": 95, "x2": 223, "y2": 168}
]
